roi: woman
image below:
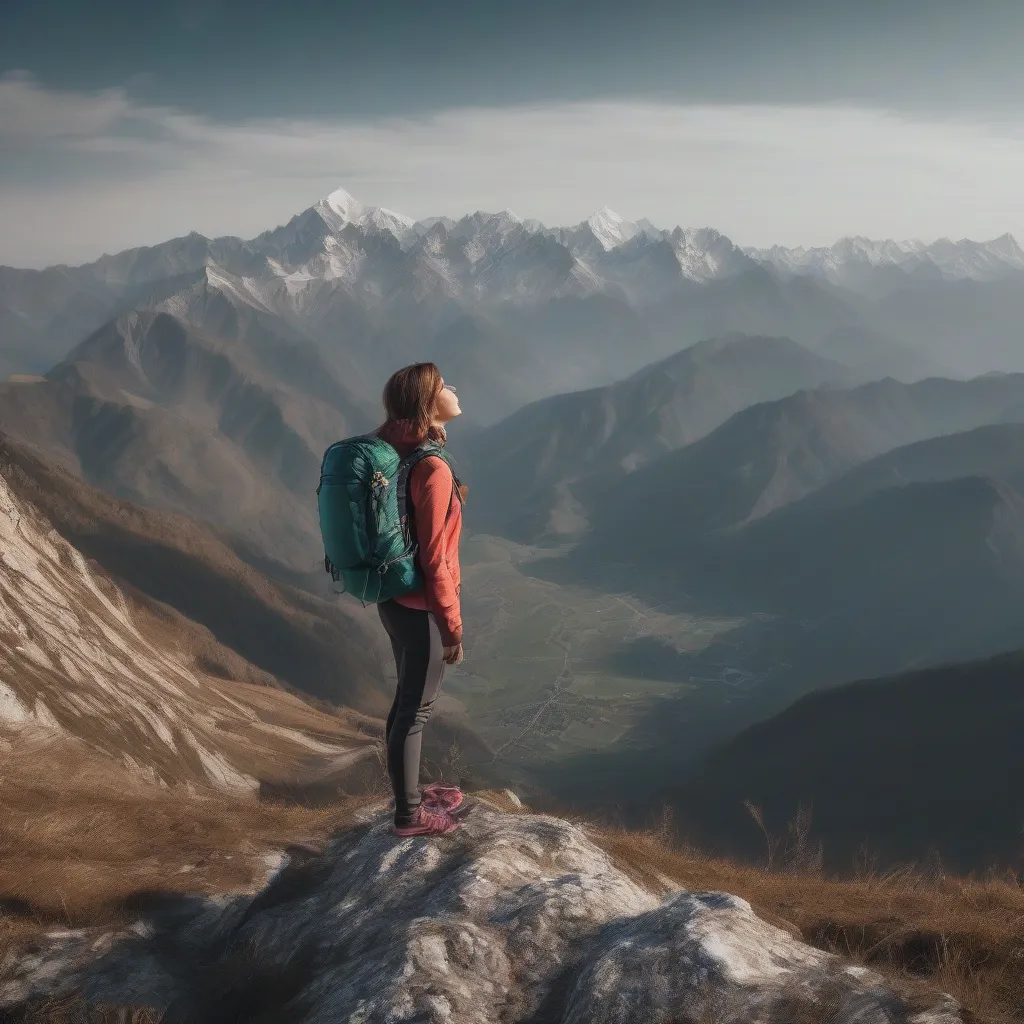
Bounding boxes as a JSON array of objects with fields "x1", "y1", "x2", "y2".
[{"x1": 376, "y1": 362, "x2": 467, "y2": 837}]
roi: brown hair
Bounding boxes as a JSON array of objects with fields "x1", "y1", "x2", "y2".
[
  {"x1": 382, "y1": 362, "x2": 444, "y2": 442},
  {"x1": 382, "y1": 361, "x2": 468, "y2": 502}
]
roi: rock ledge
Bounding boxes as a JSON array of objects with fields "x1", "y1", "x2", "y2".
[{"x1": 1, "y1": 802, "x2": 961, "y2": 1023}]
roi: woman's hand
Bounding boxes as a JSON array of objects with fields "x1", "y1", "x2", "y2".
[{"x1": 442, "y1": 643, "x2": 464, "y2": 666}]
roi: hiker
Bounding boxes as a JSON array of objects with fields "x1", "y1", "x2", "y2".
[{"x1": 375, "y1": 363, "x2": 467, "y2": 837}]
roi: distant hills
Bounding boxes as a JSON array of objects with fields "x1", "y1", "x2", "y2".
[
  {"x1": 463, "y1": 333, "x2": 852, "y2": 541},
  {"x1": 674, "y1": 648, "x2": 1024, "y2": 873},
  {"x1": 581, "y1": 373, "x2": 1024, "y2": 552},
  {"x1": 0, "y1": 307, "x2": 376, "y2": 570}
]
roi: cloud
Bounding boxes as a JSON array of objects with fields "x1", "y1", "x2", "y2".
[
  {"x1": 0, "y1": 71, "x2": 132, "y2": 140},
  {"x1": 2, "y1": 74, "x2": 1024, "y2": 267}
]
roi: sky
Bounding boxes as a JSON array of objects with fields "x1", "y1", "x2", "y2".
[{"x1": 3, "y1": 0, "x2": 1024, "y2": 267}]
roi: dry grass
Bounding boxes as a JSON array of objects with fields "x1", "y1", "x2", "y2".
[
  {"x1": 0, "y1": 735, "x2": 375, "y2": 971},
  {"x1": 588, "y1": 820, "x2": 1024, "y2": 1024},
  {"x1": 3, "y1": 744, "x2": 1022, "y2": 1023},
  {"x1": 0, "y1": 996, "x2": 164, "y2": 1023}
]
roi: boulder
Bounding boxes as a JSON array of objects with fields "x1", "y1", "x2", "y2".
[{"x1": 1, "y1": 802, "x2": 961, "y2": 1023}]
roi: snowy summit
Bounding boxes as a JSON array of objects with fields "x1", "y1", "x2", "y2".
[
  {"x1": 585, "y1": 207, "x2": 640, "y2": 250},
  {"x1": 317, "y1": 187, "x2": 417, "y2": 243}
]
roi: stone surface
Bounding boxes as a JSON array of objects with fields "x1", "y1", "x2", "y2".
[{"x1": 0, "y1": 802, "x2": 962, "y2": 1023}]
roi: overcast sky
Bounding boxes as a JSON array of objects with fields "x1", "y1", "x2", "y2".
[{"x1": 3, "y1": 0, "x2": 1024, "y2": 267}]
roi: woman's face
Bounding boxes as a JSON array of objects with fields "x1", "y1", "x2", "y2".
[{"x1": 435, "y1": 378, "x2": 462, "y2": 423}]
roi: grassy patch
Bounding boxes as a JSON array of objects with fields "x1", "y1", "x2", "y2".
[
  {"x1": 0, "y1": 736, "x2": 376, "y2": 969},
  {"x1": 455, "y1": 534, "x2": 744, "y2": 764}
]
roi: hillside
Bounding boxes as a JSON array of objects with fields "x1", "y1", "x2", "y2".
[
  {"x1": 797, "y1": 421, "x2": 1024, "y2": 514},
  {"x1": 693, "y1": 474, "x2": 1024, "y2": 675},
  {"x1": 0, "y1": 308, "x2": 376, "y2": 570},
  {"x1": 0, "y1": 449, "x2": 381, "y2": 797},
  {"x1": 674, "y1": 649, "x2": 1024, "y2": 875},
  {"x1": 580, "y1": 372, "x2": 1024, "y2": 551},
  {"x1": 463, "y1": 333, "x2": 850, "y2": 541},
  {"x1": 0, "y1": 432, "x2": 390, "y2": 712}
]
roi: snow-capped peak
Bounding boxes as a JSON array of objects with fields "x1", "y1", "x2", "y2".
[
  {"x1": 317, "y1": 187, "x2": 416, "y2": 245},
  {"x1": 749, "y1": 233, "x2": 1024, "y2": 284},
  {"x1": 323, "y1": 187, "x2": 361, "y2": 220},
  {"x1": 585, "y1": 207, "x2": 639, "y2": 250}
]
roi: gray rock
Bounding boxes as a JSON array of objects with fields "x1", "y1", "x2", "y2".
[{"x1": 1, "y1": 803, "x2": 962, "y2": 1023}]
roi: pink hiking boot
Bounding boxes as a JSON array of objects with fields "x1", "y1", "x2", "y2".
[
  {"x1": 421, "y1": 782, "x2": 464, "y2": 813},
  {"x1": 391, "y1": 804, "x2": 461, "y2": 838}
]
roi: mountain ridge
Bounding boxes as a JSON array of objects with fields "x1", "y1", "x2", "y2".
[
  {"x1": 464, "y1": 333, "x2": 853, "y2": 541},
  {"x1": 4, "y1": 185, "x2": 1020, "y2": 387},
  {"x1": 675, "y1": 647, "x2": 1024, "y2": 872}
]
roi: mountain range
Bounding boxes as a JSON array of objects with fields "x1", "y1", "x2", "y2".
[
  {"x1": 748, "y1": 233, "x2": 1024, "y2": 291},
  {"x1": 4, "y1": 185, "x2": 1024, "y2": 874},
  {"x1": 462, "y1": 333, "x2": 853, "y2": 541},
  {"x1": 579, "y1": 373, "x2": 1024, "y2": 551},
  {"x1": 2, "y1": 185, "x2": 1020, "y2": 394}
]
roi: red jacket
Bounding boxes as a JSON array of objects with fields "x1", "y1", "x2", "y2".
[{"x1": 377, "y1": 419, "x2": 463, "y2": 646}]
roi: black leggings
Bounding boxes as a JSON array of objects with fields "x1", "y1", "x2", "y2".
[{"x1": 378, "y1": 600, "x2": 446, "y2": 825}]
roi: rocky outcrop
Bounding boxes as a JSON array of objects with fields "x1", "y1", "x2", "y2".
[{"x1": 1, "y1": 801, "x2": 960, "y2": 1023}]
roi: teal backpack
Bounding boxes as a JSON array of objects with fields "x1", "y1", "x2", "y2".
[{"x1": 316, "y1": 433, "x2": 453, "y2": 604}]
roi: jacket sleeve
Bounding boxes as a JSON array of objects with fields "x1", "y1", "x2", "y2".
[{"x1": 409, "y1": 457, "x2": 463, "y2": 646}]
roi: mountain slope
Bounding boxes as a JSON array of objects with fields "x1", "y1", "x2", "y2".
[
  {"x1": 796, "y1": 421, "x2": 1024, "y2": 516},
  {"x1": 0, "y1": 432, "x2": 390, "y2": 713},
  {"x1": 809, "y1": 324, "x2": 940, "y2": 382},
  {"x1": 0, "y1": 309, "x2": 376, "y2": 569},
  {"x1": 697, "y1": 474, "x2": 1024, "y2": 654},
  {"x1": 583, "y1": 372, "x2": 1024, "y2": 550},
  {"x1": 676, "y1": 649, "x2": 1024, "y2": 872},
  {"x1": 0, "y1": 444, "x2": 382, "y2": 796},
  {"x1": 464, "y1": 333, "x2": 851, "y2": 541}
]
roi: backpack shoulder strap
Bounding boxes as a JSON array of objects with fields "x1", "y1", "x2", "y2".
[{"x1": 396, "y1": 444, "x2": 446, "y2": 545}]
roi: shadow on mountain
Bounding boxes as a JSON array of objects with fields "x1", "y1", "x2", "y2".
[{"x1": 673, "y1": 648, "x2": 1024, "y2": 874}]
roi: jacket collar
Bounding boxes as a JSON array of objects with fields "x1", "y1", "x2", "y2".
[{"x1": 377, "y1": 419, "x2": 446, "y2": 456}]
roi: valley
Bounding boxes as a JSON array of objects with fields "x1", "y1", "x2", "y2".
[{"x1": 452, "y1": 533, "x2": 749, "y2": 771}]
